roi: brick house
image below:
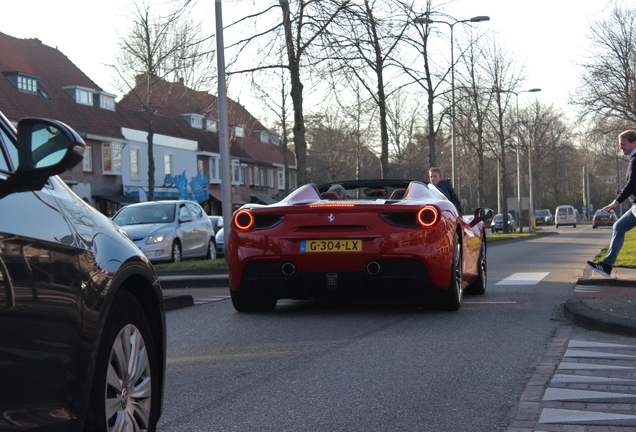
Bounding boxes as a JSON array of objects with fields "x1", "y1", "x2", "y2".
[
  {"x1": 0, "y1": 31, "x2": 296, "y2": 217},
  {"x1": 118, "y1": 76, "x2": 296, "y2": 216},
  {"x1": 0, "y1": 31, "x2": 136, "y2": 215}
]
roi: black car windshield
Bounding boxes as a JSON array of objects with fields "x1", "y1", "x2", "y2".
[
  {"x1": 113, "y1": 204, "x2": 176, "y2": 225},
  {"x1": 535, "y1": 210, "x2": 549, "y2": 216}
]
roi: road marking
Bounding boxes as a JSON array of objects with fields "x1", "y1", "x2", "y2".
[
  {"x1": 539, "y1": 408, "x2": 636, "y2": 424},
  {"x1": 543, "y1": 388, "x2": 636, "y2": 401},
  {"x1": 564, "y1": 349, "x2": 636, "y2": 359},
  {"x1": 463, "y1": 301, "x2": 517, "y2": 304},
  {"x1": 569, "y1": 340, "x2": 636, "y2": 349},
  {"x1": 495, "y1": 272, "x2": 550, "y2": 285},
  {"x1": 552, "y1": 373, "x2": 636, "y2": 384},
  {"x1": 559, "y1": 361, "x2": 636, "y2": 370}
]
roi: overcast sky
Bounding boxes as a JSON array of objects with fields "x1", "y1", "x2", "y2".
[{"x1": 3, "y1": 0, "x2": 634, "y2": 123}]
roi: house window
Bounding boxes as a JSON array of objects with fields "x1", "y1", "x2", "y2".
[
  {"x1": 17, "y1": 75, "x2": 37, "y2": 92},
  {"x1": 206, "y1": 119, "x2": 217, "y2": 132},
  {"x1": 259, "y1": 131, "x2": 268, "y2": 143},
  {"x1": 253, "y1": 166, "x2": 259, "y2": 186},
  {"x1": 278, "y1": 169, "x2": 284, "y2": 189},
  {"x1": 198, "y1": 159, "x2": 204, "y2": 176},
  {"x1": 289, "y1": 172, "x2": 297, "y2": 189},
  {"x1": 83, "y1": 145, "x2": 93, "y2": 172},
  {"x1": 233, "y1": 125, "x2": 245, "y2": 138},
  {"x1": 231, "y1": 159, "x2": 242, "y2": 184},
  {"x1": 102, "y1": 142, "x2": 123, "y2": 174},
  {"x1": 164, "y1": 153, "x2": 173, "y2": 176},
  {"x1": 191, "y1": 116, "x2": 202, "y2": 129},
  {"x1": 209, "y1": 157, "x2": 220, "y2": 182},
  {"x1": 270, "y1": 135, "x2": 280, "y2": 145},
  {"x1": 96, "y1": 92, "x2": 116, "y2": 111},
  {"x1": 63, "y1": 86, "x2": 95, "y2": 106},
  {"x1": 130, "y1": 147, "x2": 141, "y2": 179},
  {"x1": 268, "y1": 169, "x2": 274, "y2": 188},
  {"x1": 260, "y1": 168, "x2": 265, "y2": 187}
]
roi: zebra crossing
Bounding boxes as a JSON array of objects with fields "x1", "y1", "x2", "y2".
[{"x1": 510, "y1": 328, "x2": 636, "y2": 430}]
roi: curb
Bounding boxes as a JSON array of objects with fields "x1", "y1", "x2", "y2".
[
  {"x1": 158, "y1": 274, "x2": 229, "y2": 289},
  {"x1": 563, "y1": 298, "x2": 636, "y2": 338},
  {"x1": 164, "y1": 295, "x2": 195, "y2": 311}
]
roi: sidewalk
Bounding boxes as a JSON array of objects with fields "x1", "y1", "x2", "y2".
[{"x1": 564, "y1": 265, "x2": 636, "y2": 337}]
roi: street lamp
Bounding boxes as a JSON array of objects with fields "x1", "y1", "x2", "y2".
[
  {"x1": 414, "y1": 15, "x2": 490, "y2": 189},
  {"x1": 513, "y1": 88, "x2": 541, "y2": 231}
]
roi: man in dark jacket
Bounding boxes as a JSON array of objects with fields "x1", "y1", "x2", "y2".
[
  {"x1": 429, "y1": 167, "x2": 462, "y2": 214},
  {"x1": 588, "y1": 129, "x2": 636, "y2": 277}
]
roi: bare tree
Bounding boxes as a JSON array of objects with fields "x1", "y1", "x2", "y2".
[
  {"x1": 229, "y1": 1, "x2": 349, "y2": 186},
  {"x1": 571, "y1": 6, "x2": 636, "y2": 125},
  {"x1": 327, "y1": 0, "x2": 410, "y2": 178},
  {"x1": 113, "y1": 0, "x2": 214, "y2": 200},
  {"x1": 482, "y1": 39, "x2": 523, "y2": 232}
]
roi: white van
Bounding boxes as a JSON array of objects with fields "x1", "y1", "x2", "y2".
[{"x1": 555, "y1": 205, "x2": 577, "y2": 228}]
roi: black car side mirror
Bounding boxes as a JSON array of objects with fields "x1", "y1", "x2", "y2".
[{"x1": 470, "y1": 207, "x2": 495, "y2": 227}]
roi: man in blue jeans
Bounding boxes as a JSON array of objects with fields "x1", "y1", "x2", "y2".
[{"x1": 588, "y1": 129, "x2": 636, "y2": 277}]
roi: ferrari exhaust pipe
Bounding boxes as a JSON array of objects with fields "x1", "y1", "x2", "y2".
[
  {"x1": 281, "y1": 262, "x2": 296, "y2": 276},
  {"x1": 367, "y1": 261, "x2": 380, "y2": 275}
]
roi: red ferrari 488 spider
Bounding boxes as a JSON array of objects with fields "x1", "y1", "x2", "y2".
[{"x1": 227, "y1": 180, "x2": 493, "y2": 312}]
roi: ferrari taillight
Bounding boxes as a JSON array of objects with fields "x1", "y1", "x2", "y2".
[
  {"x1": 417, "y1": 206, "x2": 439, "y2": 228},
  {"x1": 233, "y1": 209, "x2": 254, "y2": 230}
]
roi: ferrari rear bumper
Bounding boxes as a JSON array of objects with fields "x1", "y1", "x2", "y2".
[{"x1": 236, "y1": 258, "x2": 440, "y2": 301}]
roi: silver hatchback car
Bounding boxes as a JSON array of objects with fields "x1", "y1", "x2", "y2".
[{"x1": 113, "y1": 200, "x2": 215, "y2": 262}]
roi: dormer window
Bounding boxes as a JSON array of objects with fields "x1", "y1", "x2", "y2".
[
  {"x1": 254, "y1": 130, "x2": 269, "y2": 143},
  {"x1": 231, "y1": 124, "x2": 245, "y2": 138},
  {"x1": 182, "y1": 113, "x2": 203, "y2": 129},
  {"x1": 205, "y1": 118, "x2": 217, "y2": 132},
  {"x1": 95, "y1": 91, "x2": 116, "y2": 111},
  {"x1": 3, "y1": 72, "x2": 46, "y2": 97},
  {"x1": 63, "y1": 85, "x2": 95, "y2": 106},
  {"x1": 270, "y1": 134, "x2": 280, "y2": 145}
]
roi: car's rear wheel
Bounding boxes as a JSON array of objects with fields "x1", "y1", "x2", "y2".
[
  {"x1": 230, "y1": 289, "x2": 277, "y2": 312},
  {"x1": 435, "y1": 236, "x2": 462, "y2": 311},
  {"x1": 206, "y1": 239, "x2": 217, "y2": 260},
  {"x1": 171, "y1": 241, "x2": 182, "y2": 262},
  {"x1": 85, "y1": 291, "x2": 159, "y2": 432},
  {"x1": 465, "y1": 238, "x2": 486, "y2": 295}
]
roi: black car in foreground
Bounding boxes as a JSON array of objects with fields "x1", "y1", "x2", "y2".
[{"x1": 0, "y1": 111, "x2": 165, "y2": 431}]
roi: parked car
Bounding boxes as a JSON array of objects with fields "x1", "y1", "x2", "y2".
[
  {"x1": 113, "y1": 200, "x2": 216, "y2": 262},
  {"x1": 0, "y1": 111, "x2": 165, "y2": 431},
  {"x1": 592, "y1": 209, "x2": 617, "y2": 228},
  {"x1": 209, "y1": 215, "x2": 224, "y2": 234},
  {"x1": 491, "y1": 213, "x2": 517, "y2": 233},
  {"x1": 555, "y1": 204, "x2": 577, "y2": 228},
  {"x1": 227, "y1": 179, "x2": 494, "y2": 312},
  {"x1": 534, "y1": 209, "x2": 554, "y2": 226},
  {"x1": 216, "y1": 227, "x2": 225, "y2": 257}
]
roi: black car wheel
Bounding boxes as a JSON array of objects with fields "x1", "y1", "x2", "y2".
[
  {"x1": 436, "y1": 236, "x2": 462, "y2": 311},
  {"x1": 207, "y1": 238, "x2": 217, "y2": 260},
  {"x1": 230, "y1": 289, "x2": 277, "y2": 312},
  {"x1": 465, "y1": 238, "x2": 486, "y2": 295},
  {"x1": 85, "y1": 291, "x2": 160, "y2": 432},
  {"x1": 171, "y1": 241, "x2": 182, "y2": 262}
]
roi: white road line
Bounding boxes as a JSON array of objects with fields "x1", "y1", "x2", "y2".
[
  {"x1": 552, "y1": 374, "x2": 636, "y2": 384},
  {"x1": 568, "y1": 340, "x2": 636, "y2": 349},
  {"x1": 543, "y1": 388, "x2": 636, "y2": 401},
  {"x1": 495, "y1": 272, "x2": 550, "y2": 285},
  {"x1": 462, "y1": 301, "x2": 517, "y2": 304},
  {"x1": 564, "y1": 349, "x2": 636, "y2": 359},
  {"x1": 539, "y1": 408, "x2": 636, "y2": 424},
  {"x1": 559, "y1": 361, "x2": 636, "y2": 370}
]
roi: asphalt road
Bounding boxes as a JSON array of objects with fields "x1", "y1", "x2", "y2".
[{"x1": 157, "y1": 225, "x2": 612, "y2": 431}]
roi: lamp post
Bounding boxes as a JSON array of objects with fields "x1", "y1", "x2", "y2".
[
  {"x1": 513, "y1": 88, "x2": 541, "y2": 231},
  {"x1": 415, "y1": 15, "x2": 490, "y2": 189}
]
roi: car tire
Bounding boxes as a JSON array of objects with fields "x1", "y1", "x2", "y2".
[
  {"x1": 206, "y1": 238, "x2": 217, "y2": 260},
  {"x1": 465, "y1": 238, "x2": 486, "y2": 295},
  {"x1": 435, "y1": 235, "x2": 462, "y2": 311},
  {"x1": 230, "y1": 289, "x2": 277, "y2": 312},
  {"x1": 85, "y1": 291, "x2": 160, "y2": 432},
  {"x1": 574, "y1": 223, "x2": 577, "y2": 228},
  {"x1": 593, "y1": 225, "x2": 597, "y2": 229},
  {"x1": 171, "y1": 241, "x2": 182, "y2": 263}
]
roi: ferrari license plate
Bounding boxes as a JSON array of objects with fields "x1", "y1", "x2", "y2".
[{"x1": 300, "y1": 239, "x2": 362, "y2": 253}]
